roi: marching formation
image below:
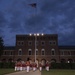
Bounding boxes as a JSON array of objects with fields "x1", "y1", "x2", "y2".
[{"x1": 15, "y1": 60, "x2": 50, "y2": 72}]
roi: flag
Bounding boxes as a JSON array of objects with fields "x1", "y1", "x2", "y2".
[{"x1": 29, "y1": 3, "x2": 36, "y2": 8}]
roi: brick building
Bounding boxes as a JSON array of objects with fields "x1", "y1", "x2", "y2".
[{"x1": 0, "y1": 34, "x2": 75, "y2": 64}]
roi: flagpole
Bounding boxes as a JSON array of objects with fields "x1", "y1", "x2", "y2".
[{"x1": 28, "y1": 1, "x2": 38, "y2": 63}]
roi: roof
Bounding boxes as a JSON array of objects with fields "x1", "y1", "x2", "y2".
[
  {"x1": 59, "y1": 46, "x2": 75, "y2": 49},
  {"x1": 4, "y1": 46, "x2": 15, "y2": 50}
]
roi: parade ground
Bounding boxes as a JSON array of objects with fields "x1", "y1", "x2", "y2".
[
  {"x1": 0, "y1": 69, "x2": 75, "y2": 75},
  {"x1": 5, "y1": 70, "x2": 41, "y2": 75}
]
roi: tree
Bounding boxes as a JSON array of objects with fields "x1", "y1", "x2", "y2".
[{"x1": 0, "y1": 37, "x2": 4, "y2": 57}]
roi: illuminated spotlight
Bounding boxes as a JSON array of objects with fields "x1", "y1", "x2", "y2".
[
  {"x1": 41, "y1": 33, "x2": 44, "y2": 36},
  {"x1": 37, "y1": 33, "x2": 40, "y2": 36},
  {"x1": 29, "y1": 33, "x2": 32, "y2": 36}
]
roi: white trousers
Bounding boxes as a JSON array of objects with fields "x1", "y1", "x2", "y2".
[
  {"x1": 20, "y1": 67, "x2": 22, "y2": 71},
  {"x1": 39, "y1": 67, "x2": 42, "y2": 71},
  {"x1": 16, "y1": 67, "x2": 20, "y2": 71},
  {"x1": 46, "y1": 66, "x2": 49, "y2": 71},
  {"x1": 15, "y1": 66, "x2": 17, "y2": 71},
  {"x1": 27, "y1": 66, "x2": 30, "y2": 72},
  {"x1": 33, "y1": 67, "x2": 36, "y2": 71},
  {"x1": 22, "y1": 67, "x2": 26, "y2": 70}
]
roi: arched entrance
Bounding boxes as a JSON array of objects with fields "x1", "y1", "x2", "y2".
[
  {"x1": 8, "y1": 58, "x2": 13, "y2": 62},
  {"x1": 51, "y1": 59, "x2": 56, "y2": 63},
  {"x1": 61, "y1": 59, "x2": 66, "y2": 63},
  {"x1": 17, "y1": 58, "x2": 22, "y2": 61},
  {"x1": 2, "y1": 58, "x2": 6, "y2": 62}
]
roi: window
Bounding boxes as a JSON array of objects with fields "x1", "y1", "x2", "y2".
[
  {"x1": 4, "y1": 51, "x2": 6, "y2": 55},
  {"x1": 41, "y1": 41, "x2": 45, "y2": 46},
  {"x1": 3, "y1": 51, "x2": 9, "y2": 55},
  {"x1": 18, "y1": 49, "x2": 22, "y2": 55},
  {"x1": 28, "y1": 41, "x2": 32, "y2": 46},
  {"x1": 61, "y1": 51, "x2": 64, "y2": 55},
  {"x1": 21, "y1": 41, "x2": 24, "y2": 45},
  {"x1": 10, "y1": 51, "x2": 13, "y2": 55},
  {"x1": 28, "y1": 49, "x2": 32, "y2": 55},
  {"x1": 41, "y1": 49, "x2": 45, "y2": 55},
  {"x1": 53, "y1": 41, "x2": 56, "y2": 45},
  {"x1": 68, "y1": 51, "x2": 71, "y2": 55},
  {"x1": 51, "y1": 48, "x2": 55, "y2": 55},
  {"x1": 49, "y1": 41, "x2": 56, "y2": 45},
  {"x1": 17, "y1": 41, "x2": 24, "y2": 46},
  {"x1": 49, "y1": 41, "x2": 52, "y2": 45},
  {"x1": 36, "y1": 41, "x2": 38, "y2": 46},
  {"x1": 36, "y1": 49, "x2": 38, "y2": 55}
]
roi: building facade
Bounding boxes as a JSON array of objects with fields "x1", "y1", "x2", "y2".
[{"x1": 0, "y1": 34, "x2": 75, "y2": 63}]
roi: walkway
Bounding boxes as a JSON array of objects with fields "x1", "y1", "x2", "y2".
[{"x1": 5, "y1": 70, "x2": 41, "y2": 75}]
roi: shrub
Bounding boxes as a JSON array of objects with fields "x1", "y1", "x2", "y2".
[
  {"x1": 51, "y1": 63, "x2": 75, "y2": 69},
  {"x1": 0, "y1": 62, "x2": 15, "y2": 68}
]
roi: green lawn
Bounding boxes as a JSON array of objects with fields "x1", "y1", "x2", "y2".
[
  {"x1": 0, "y1": 68, "x2": 15, "y2": 75},
  {"x1": 42, "y1": 69, "x2": 75, "y2": 75}
]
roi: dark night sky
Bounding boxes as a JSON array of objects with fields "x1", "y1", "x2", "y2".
[{"x1": 0, "y1": 0, "x2": 75, "y2": 46}]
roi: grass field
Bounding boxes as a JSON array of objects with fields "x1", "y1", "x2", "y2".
[
  {"x1": 42, "y1": 69, "x2": 75, "y2": 75},
  {"x1": 0, "y1": 69, "x2": 15, "y2": 75},
  {"x1": 0, "y1": 69, "x2": 75, "y2": 75}
]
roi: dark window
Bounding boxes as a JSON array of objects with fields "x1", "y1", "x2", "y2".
[
  {"x1": 18, "y1": 41, "x2": 24, "y2": 45},
  {"x1": 4, "y1": 51, "x2": 6, "y2": 55},
  {"x1": 18, "y1": 49, "x2": 22, "y2": 55},
  {"x1": 41, "y1": 49, "x2": 45, "y2": 55},
  {"x1": 36, "y1": 49, "x2": 38, "y2": 55},
  {"x1": 21, "y1": 42, "x2": 24, "y2": 45},
  {"x1": 10, "y1": 51, "x2": 13, "y2": 55},
  {"x1": 61, "y1": 51, "x2": 64, "y2": 55},
  {"x1": 36, "y1": 41, "x2": 38, "y2": 46},
  {"x1": 68, "y1": 51, "x2": 71, "y2": 55},
  {"x1": 51, "y1": 49, "x2": 55, "y2": 55},
  {"x1": 28, "y1": 41, "x2": 32, "y2": 46},
  {"x1": 41, "y1": 41, "x2": 45, "y2": 45},
  {"x1": 52, "y1": 51, "x2": 55, "y2": 55},
  {"x1": 49, "y1": 41, "x2": 52, "y2": 45},
  {"x1": 53, "y1": 41, "x2": 56, "y2": 45},
  {"x1": 28, "y1": 49, "x2": 32, "y2": 55}
]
